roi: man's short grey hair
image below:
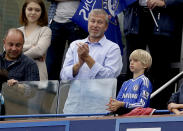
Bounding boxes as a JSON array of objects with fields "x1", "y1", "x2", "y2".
[
  {"x1": 88, "y1": 9, "x2": 109, "y2": 24},
  {"x1": 4, "y1": 28, "x2": 25, "y2": 43}
]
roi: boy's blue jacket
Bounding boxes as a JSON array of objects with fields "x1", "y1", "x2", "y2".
[{"x1": 117, "y1": 74, "x2": 152, "y2": 109}]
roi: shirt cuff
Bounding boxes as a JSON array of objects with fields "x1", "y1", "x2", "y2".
[
  {"x1": 89, "y1": 62, "x2": 102, "y2": 78},
  {"x1": 61, "y1": 65, "x2": 74, "y2": 80},
  {"x1": 124, "y1": 102, "x2": 128, "y2": 108}
]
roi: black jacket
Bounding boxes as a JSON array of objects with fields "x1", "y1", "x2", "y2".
[
  {"x1": 168, "y1": 84, "x2": 183, "y2": 104},
  {"x1": 0, "y1": 52, "x2": 40, "y2": 81},
  {"x1": 123, "y1": 0, "x2": 183, "y2": 37}
]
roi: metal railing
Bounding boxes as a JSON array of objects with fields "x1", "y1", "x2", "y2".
[
  {"x1": 0, "y1": 110, "x2": 175, "y2": 119},
  {"x1": 151, "y1": 27, "x2": 183, "y2": 99},
  {"x1": 150, "y1": 71, "x2": 183, "y2": 99},
  {"x1": 0, "y1": 113, "x2": 110, "y2": 119}
]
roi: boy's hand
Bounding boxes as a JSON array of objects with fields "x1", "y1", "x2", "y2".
[{"x1": 106, "y1": 97, "x2": 124, "y2": 112}]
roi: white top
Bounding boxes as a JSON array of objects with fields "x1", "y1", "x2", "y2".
[
  {"x1": 19, "y1": 26, "x2": 52, "y2": 80},
  {"x1": 60, "y1": 36, "x2": 123, "y2": 80},
  {"x1": 54, "y1": 1, "x2": 80, "y2": 23},
  {"x1": 139, "y1": 0, "x2": 147, "y2": 6}
]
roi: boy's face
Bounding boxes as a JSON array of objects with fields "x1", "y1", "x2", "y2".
[{"x1": 129, "y1": 58, "x2": 146, "y2": 73}]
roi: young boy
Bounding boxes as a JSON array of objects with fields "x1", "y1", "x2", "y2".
[{"x1": 107, "y1": 49, "x2": 152, "y2": 114}]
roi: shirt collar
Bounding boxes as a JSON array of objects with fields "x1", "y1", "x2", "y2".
[
  {"x1": 86, "y1": 35, "x2": 106, "y2": 46},
  {"x1": 132, "y1": 74, "x2": 145, "y2": 81},
  {"x1": 2, "y1": 51, "x2": 22, "y2": 63}
]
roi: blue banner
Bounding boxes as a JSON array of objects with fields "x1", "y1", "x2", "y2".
[
  {"x1": 71, "y1": 0, "x2": 132, "y2": 55},
  {"x1": 116, "y1": 0, "x2": 137, "y2": 15}
]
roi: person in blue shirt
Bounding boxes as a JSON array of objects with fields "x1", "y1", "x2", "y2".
[
  {"x1": 122, "y1": 0, "x2": 183, "y2": 109},
  {"x1": 60, "y1": 9, "x2": 122, "y2": 80},
  {"x1": 107, "y1": 49, "x2": 152, "y2": 115}
]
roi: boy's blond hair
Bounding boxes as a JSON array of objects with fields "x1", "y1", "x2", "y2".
[{"x1": 129, "y1": 49, "x2": 152, "y2": 69}]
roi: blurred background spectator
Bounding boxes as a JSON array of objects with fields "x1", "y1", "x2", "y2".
[{"x1": 45, "y1": 0, "x2": 88, "y2": 80}]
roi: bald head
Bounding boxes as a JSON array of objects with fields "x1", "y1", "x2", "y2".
[
  {"x1": 4, "y1": 28, "x2": 24, "y2": 43},
  {"x1": 3, "y1": 28, "x2": 24, "y2": 61}
]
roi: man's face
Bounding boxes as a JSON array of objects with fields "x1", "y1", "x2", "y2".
[
  {"x1": 88, "y1": 14, "x2": 108, "y2": 41},
  {"x1": 3, "y1": 31, "x2": 24, "y2": 61}
]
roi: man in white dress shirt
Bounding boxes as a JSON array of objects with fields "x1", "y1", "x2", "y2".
[{"x1": 60, "y1": 9, "x2": 123, "y2": 80}]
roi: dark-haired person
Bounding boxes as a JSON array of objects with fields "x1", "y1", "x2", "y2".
[
  {"x1": 46, "y1": 0, "x2": 88, "y2": 80},
  {"x1": 19, "y1": 0, "x2": 51, "y2": 80}
]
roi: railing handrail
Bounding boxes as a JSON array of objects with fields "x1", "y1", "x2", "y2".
[
  {"x1": 150, "y1": 71, "x2": 183, "y2": 99},
  {"x1": 0, "y1": 111, "x2": 174, "y2": 119},
  {"x1": 153, "y1": 109, "x2": 171, "y2": 114},
  {"x1": 0, "y1": 113, "x2": 110, "y2": 119}
]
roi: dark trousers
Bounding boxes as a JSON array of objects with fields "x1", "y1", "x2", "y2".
[{"x1": 46, "y1": 20, "x2": 88, "y2": 80}]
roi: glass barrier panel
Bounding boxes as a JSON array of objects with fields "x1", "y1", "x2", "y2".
[
  {"x1": 58, "y1": 78, "x2": 117, "y2": 114},
  {"x1": 2, "y1": 80, "x2": 59, "y2": 115},
  {"x1": 1, "y1": 78, "x2": 117, "y2": 117}
]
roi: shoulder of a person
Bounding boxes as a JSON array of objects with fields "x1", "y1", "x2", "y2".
[
  {"x1": 105, "y1": 38, "x2": 119, "y2": 48},
  {"x1": 40, "y1": 26, "x2": 51, "y2": 33},
  {"x1": 122, "y1": 79, "x2": 130, "y2": 85},
  {"x1": 18, "y1": 26, "x2": 24, "y2": 31},
  {"x1": 142, "y1": 75, "x2": 150, "y2": 81},
  {"x1": 20, "y1": 54, "x2": 36, "y2": 65},
  {"x1": 38, "y1": 26, "x2": 52, "y2": 37},
  {"x1": 140, "y1": 75, "x2": 152, "y2": 87}
]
